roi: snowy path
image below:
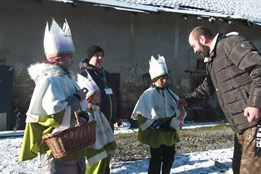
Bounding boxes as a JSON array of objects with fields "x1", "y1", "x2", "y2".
[{"x1": 0, "y1": 122, "x2": 233, "y2": 174}]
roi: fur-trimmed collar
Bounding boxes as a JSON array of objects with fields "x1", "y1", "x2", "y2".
[{"x1": 27, "y1": 63, "x2": 74, "y2": 82}]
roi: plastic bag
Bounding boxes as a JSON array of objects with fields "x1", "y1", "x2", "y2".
[{"x1": 255, "y1": 125, "x2": 261, "y2": 157}]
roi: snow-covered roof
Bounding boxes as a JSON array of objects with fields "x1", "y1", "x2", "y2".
[{"x1": 50, "y1": 0, "x2": 261, "y2": 26}]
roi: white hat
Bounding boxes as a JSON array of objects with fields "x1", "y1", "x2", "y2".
[
  {"x1": 43, "y1": 18, "x2": 75, "y2": 58},
  {"x1": 77, "y1": 74, "x2": 100, "y2": 99},
  {"x1": 149, "y1": 55, "x2": 168, "y2": 80}
]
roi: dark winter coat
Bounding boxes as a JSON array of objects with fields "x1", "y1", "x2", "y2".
[
  {"x1": 78, "y1": 64, "x2": 123, "y2": 124},
  {"x1": 186, "y1": 33, "x2": 261, "y2": 133}
]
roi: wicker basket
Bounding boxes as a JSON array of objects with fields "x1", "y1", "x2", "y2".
[{"x1": 42, "y1": 111, "x2": 96, "y2": 158}]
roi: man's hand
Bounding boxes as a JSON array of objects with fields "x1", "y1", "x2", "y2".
[
  {"x1": 176, "y1": 99, "x2": 188, "y2": 110},
  {"x1": 244, "y1": 106, "x2": 261, "y2": 122}
]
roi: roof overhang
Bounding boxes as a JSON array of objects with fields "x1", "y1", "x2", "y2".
[{"x1": 49, "y1": 0, "x2": 261, "y2": 26}]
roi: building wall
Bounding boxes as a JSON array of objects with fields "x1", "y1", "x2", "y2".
[{"x1": 2, "y1": 0, "x2": 261, "y2": 119}]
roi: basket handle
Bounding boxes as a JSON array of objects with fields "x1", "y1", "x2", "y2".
[
  {"x1": 73, "y1": 103, "x2": 85, "y2": 127},
  {"x1": 74, "y1": 111, "x2": 81, "y2": 127}
]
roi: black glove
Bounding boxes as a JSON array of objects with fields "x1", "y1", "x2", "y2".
[
  {"x1": 160, "y1": 116, "x2": 176, "y2": 132},
  {"x1": 66, "y1": 94, "x2": 81, "y2": 111},
  {"x1": 77, "y1": 111, "x2": 89, "y2": 122},
  {"x1": 149, "y1": 120, "x2": 162, "y2": 130}
]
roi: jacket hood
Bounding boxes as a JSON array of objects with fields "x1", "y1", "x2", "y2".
[{"x1": 27, "y1": 62, "x2": 73, "y2": 82}]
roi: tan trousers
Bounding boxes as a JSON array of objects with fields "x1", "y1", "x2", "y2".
[
  {"x1": 40, "y1": 153, "x2": 86, "y2": 174},
  {"x1": 233, "y1": 126, "x2": 261, "y2": 174}
]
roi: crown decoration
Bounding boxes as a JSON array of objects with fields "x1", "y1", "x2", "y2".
[
  {"x1": 149, "y1": 55, "x2": 168, "y2": 80},
  {"x1": 43, "y1": 18, "x2": 75, "y2": 58},
  {"x1": 77, "y1": 74, "x2": 100, "y2": 99}
]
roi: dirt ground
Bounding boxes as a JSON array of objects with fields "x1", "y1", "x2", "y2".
[{"x1": 113, "y1": 124, "x2": 234, "y2": 162}]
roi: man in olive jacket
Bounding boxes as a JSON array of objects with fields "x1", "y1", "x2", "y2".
[{"x1": 177, "y1": 26, "x2": 261, "y2": 174}]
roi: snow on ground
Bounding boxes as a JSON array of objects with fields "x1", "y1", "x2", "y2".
[
  {"x1": 0, "y1": 122, "x2": 233, "y2": 174},
  {"x1": 113, "y1": 121, "x2": 228, "y2": 134}
]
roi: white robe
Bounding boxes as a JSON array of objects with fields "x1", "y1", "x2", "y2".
[
  {"x1": 131, "y1": 86, "x2": 186, "y2": 131},
  {"x1": 85, "y1": 105, "x2": 118, "y2": 165},
  {"x1": 26, "y1": 63, "x2": 88, "y2": 132}
]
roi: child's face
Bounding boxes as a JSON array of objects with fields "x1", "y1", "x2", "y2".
[
  {"x1": 91, "y1": 91, "x2": 101, "y2": 105},
  {"x1": 56, "y1": 54, "x2": 73, "y2": 70},
  {"x1": 153, "y1": 74, "x2": 168, "y2": 88}
]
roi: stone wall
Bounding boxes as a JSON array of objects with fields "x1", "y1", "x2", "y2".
[{"x1": 1, "y1": 0, "x2": 261, "y2": 121}]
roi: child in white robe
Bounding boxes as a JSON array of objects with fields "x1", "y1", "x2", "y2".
[
  {"x1": 19, "y1": 19, "x2": 88, "y2": 174},
  {"x1": 81, "y1": 79, "x2": 118, "y2": 174},
  {"x1": 131, "y1": 55, "x2": 186, "y2": 174}
]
